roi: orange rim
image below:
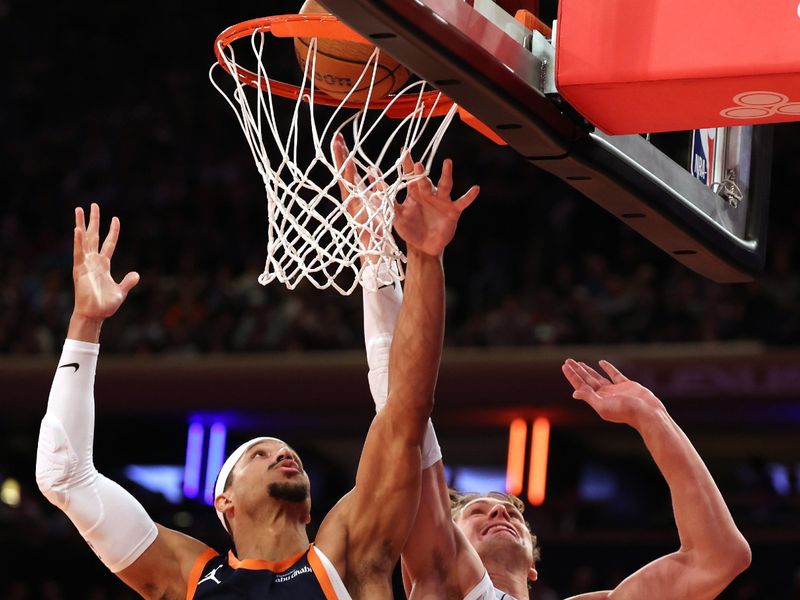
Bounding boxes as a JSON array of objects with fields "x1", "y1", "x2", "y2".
[{"x1": 213, "y1": 14, "x2": 455, "y2": 118}]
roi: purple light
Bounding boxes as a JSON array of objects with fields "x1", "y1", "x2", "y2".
[
  {"x1": 204, "y1": 422, "x2": 227, "y2": 505},
  {"x1": 183, "y1": 422, "x2": 204, "y2": 500}
]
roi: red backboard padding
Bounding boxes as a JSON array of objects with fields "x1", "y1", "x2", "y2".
[{"x1": 555, "y1": 0, "x2": 800, "y2": 134}]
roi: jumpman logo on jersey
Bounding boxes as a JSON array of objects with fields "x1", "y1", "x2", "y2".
[{"x1": 198, "y1": 565, "x2": 224, "y2": 586}]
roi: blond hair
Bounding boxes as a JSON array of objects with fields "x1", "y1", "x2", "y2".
[{"x1": 449, "y1": 489, "x2": 540, "y2": 562}]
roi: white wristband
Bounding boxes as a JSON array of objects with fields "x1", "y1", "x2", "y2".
[{"x1": 421, "y1": 420, "x2": 443, "y2": 470}]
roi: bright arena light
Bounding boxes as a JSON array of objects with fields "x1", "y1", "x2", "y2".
[{"x1": 1, "y1": 478, "x2": 21, "y2": 508}]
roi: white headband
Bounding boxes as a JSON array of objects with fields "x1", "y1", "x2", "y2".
[{"x1": 213, "y1": 436, "x2": 283, "y2": 532}]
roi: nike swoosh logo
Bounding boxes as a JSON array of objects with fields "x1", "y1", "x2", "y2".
[{"x1": 58, "y1": 363, "x2": 80, "y2": 373}]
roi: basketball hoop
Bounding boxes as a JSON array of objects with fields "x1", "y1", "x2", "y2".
[{"x1": 210, "y1": 14, "x2": 459, "y2": 295}]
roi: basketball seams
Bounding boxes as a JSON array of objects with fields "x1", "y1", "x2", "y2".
[
  {"x1": 294, "y1": 36, "x2": 409, "y2": 97},
  {"x1": 295, "y1": 36, "x2": 398, "y2": 69},
  {"x1": 380, "y1": 61, "x2": 408, "y2": 97}
]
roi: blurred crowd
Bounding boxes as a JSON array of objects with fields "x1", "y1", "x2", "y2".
[
  {"x1": 3, "y1": 1, "x2": 800, "y2": 597},
  {"x1": 3, "y1": 1, "x2": 800, "y2": 356}
]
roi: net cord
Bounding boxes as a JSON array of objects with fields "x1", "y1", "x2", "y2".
[{"x1": 210, "y1": 31, "x2": 458, "y2": 294}]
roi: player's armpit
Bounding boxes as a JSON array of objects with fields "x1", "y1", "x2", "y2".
[
  {"x1": 314, "y1": 410, "x2": 425, "y2": 588},
  {"x1": 117, "y1": 524, "x2": 214, "y2": 600}
]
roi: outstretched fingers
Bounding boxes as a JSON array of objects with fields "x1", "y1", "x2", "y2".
[
  {"x1": 564, "y1": 358, "x2": 601, "y2": 389},
  {"x1": 453, "y1": 185, "x2": 480, "y2": 213},
  {"x1": 599, "y1": 360, "x2": 629, "y2": 384},
  {"x1": 86, "y1": 203, "x2": 101, "y2": 253},
  {"x1": 577, "y1": 361, "x2": 612, "y2": 388},
  {"x1": 75, "y1": 206, "x2": 87, "y2": 232},
  {"x1": 561, "y1": 362, "x2": 600, "y2": 402},
  {"x1": 436, "y1": 158, "x2": 453, "y2": 198},
  {"x1": 100, "y1": 216, "x2": 120, "y2": 259},
  {"x1": 401, "y1": 149, "x2": 414, "y2": 177},
  {"x1": 409, "y1": 161, "x2": 433, "y2": 197},
  {"x1": 73, "y1": 226, "x2": 85, "y2": 269},
  {"x1": 73, "y1": 206, "x2": 88, "y2": 268},
  {"x1": 561, "y1": 361, "x2": 583, "y2": 391},
  {"x1": 438, "y1": 156, "x2": 479, "y2": 212},
  {"x1": 401, "y1": 150, "x2": 431, "y2": 195},
  {"x1": 333, "y1": 135, "x2": 356, "y2": 196},
  {"x1": 119, "y1": 271, "x2": 141, "y2": 295}
]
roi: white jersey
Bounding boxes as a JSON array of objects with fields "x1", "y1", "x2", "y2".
[{"x1": 463, "y1": 572, "x2": 519, "y2": 600}]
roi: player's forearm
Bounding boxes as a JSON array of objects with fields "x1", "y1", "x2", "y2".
[
  {"x1": 387, "y1": 248, "x2": 444, "y2": 420},
  {"x1": 40, "y1": 339, "x2": 100, "y2": 444},
  {"x1": 68, "y1": 313, "x2": 104, "y2": 343},
  {"x1": 634, "y1": 406, "x2": 750, "y2": 569},
  {"x1": 363, "y1": 263, "x2": 403, "y2": 411},
  {"x1": 363, "y1": 264, "x2": 443, "y2": 468},
  {"x1": 36, "y1": 340, "x2": 158, "y2": 572}
]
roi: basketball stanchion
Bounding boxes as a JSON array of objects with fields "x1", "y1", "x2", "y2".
[{"x1": 210, "y1": 12, "x2": 458, "y2": 295}]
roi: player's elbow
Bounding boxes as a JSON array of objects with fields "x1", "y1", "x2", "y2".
[
  {"x1": 35, "y1": 465, "x2": 54, "y2": 501},
  {"x1": 35, "y1": 462, "x2": 67, "y2": 508},
  {"x1": 714, "y1": 531, "x2": 752, "y2": 579},
  {"x1": 692, "y1": 533, "x2": 751, "y2": 588},
  {"x1": 35, "y1": 417, "x2": 70, "y2": 505},
  {"x1": 723, "y1": 534, "x2": 752, "y2": 577},
  {"x1": 35, "y1": 415, "x2": 95, "y2": 508}
]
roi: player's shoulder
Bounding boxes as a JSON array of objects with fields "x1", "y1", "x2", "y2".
[
  {"x1": 314, "y1": 491, "x2": 354, "y2": 574},
  {"x1": 118, "y1": 525, "x2": 217, "y2": 600},
  {"x1": 315, "y1": 488, "x2": 399, "y2": 590},
  {"x1": 461, "y1": 571, "x2": 496, "y2": 600}
]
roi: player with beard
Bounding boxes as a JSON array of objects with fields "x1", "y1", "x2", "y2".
[
  {"x1": 340, "y1": 146, "x2": 752, "y2": 598},
  {"x1": 35, "y1": 147, "x2": 479, "y2": 600}
]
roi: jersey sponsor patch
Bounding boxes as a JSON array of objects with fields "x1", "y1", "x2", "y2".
[{"x1": 274, "y1": 565, "x2": 312, "y2": 583}]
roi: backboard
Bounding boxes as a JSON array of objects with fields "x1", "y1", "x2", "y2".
[{"x1": 319, "y1": 0, "x2": 773, "y2": 283}]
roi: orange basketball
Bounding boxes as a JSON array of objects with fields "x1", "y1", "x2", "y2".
[{"x1": 294, "y1": 0, "x2": 410, "y2": 101}]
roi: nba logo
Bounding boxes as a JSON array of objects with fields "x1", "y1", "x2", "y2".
[{"x1": 691, "y1": 128, "x2": 717, "y2": 186}]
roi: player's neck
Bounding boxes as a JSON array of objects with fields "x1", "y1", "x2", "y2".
[
  {"x1": 484, "y1": 562, "x2": 529, "y2": 600},
  {"x1": 232, "y1": 508, "x2": 310, "y2": 562}
]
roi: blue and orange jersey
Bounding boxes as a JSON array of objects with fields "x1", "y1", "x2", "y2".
[{"x1": 186, "y1": 544, "x2": 352, "y2": 600}]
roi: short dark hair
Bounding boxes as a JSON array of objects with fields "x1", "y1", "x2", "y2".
[{"x1": 449, "y1": 489, "x2": 541, "y2": 562}]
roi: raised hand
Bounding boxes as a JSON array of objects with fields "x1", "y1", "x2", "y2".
[
  {"x1": 72, "y1": 203, "x2": 140, "y2": 322},
  {"x1": 561, "y1": 358, "x2": 663, "y2": 428},
  {"x1": 332, "y1": 134, "x2": 388, "y2": 256},
  {"x1": 393, "y1": 152, "x2": 479, "y2": 257}
]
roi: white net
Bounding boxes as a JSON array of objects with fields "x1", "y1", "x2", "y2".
[{"x1": 210, "y1": 28, "x2": 458, "y2": 295}]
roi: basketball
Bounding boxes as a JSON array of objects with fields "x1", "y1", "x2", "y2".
[{"x1": 293, "y1": 0, "x2": 410, "y2": 101}]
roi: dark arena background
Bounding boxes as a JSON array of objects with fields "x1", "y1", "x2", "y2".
[{"x1": 2, "y1": 1, "x2": 799, "y2": 598}]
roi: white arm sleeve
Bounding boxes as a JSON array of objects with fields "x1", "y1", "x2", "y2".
[
  {"x1": 363, "y1": 263, "x2": 442, "y2": 469},
  {"x1": 35, "y1": 339, "x2": 158, "y2": 573}
]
